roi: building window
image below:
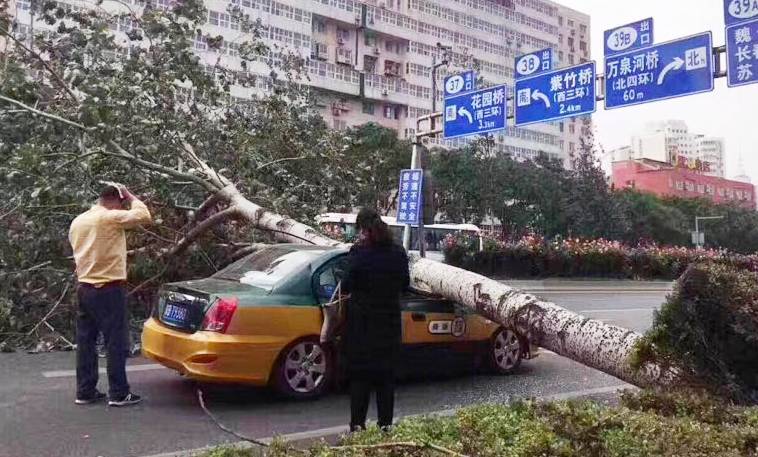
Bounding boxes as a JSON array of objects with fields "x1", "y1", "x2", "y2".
[
  {"x1": 559, "y1": 140, "x2": 565, "y2": 150},
  {"x1": 558, "y1": 51, "x2": 564, "y2": 60},
  {"x1": 384, "y1": 104, "x2": 398, "y2": 119},
  {"x1": 686, "y1": 182, "x2": 695, "y2": 192},
  {"x1": 568, "y1": 54, "x2": 575, "y2": 64},
  {"x1": 676, "y1": 181, "x2": 685, "y2": 190},
  {"x1": 568, "y1": 19, "x2": 574, "y2": 27},
  {"x1": 362, "y1": 102, "x2": 375, "y2": 115},
  {"x1": 333, "y1": 119, "x2": 347, "y2": 130},
  {"x1": 385, "y1": 40, "x2": 394, "y2": 52},
  {"x1": 569, "y1": 124, "x2": 575, "y2": 134},
  {"x1": 559, "y1": 122, "x2": 564, "y2": 133},
  {"x1": 580, "y1": 24, "x2": 587, "y2": 34},
  {"x1": 336, "y1": 27, "x2": 349, "y2": 44},
  {"x1": 313, "y1": 19, "x2": 326, "y2": 34},
  {"x1": 558, "y1": 16, "x2": 563, "y2": 26},
  {"x1": 558, "y1": 34, "x2": 563, "y2": 44},
  {"x1": 569, "y1": 142, "x2": 575, "y2": 153},
  {"x1": 580, "y1": 41, "x2": 587, "y2": 51},
  {"x1": 698, "y1": 184, "x2": 705, "y2": 194}
]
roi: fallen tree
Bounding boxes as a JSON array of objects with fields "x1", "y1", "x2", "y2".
[{"x1": 2, "y1": 0, "x2": 671, "y2": 388}]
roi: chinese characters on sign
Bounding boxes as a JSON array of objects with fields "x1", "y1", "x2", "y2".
[
  {"x1": 444, "y1": 71, "x2": 477, "y2": 97},
  {"x1": 396, "y1": 169, "x2": 423, "y2": 225},
  {"x1": 604, "y1": 18, "x2": 654, "y2": 56},
  {"x1": 443, "y1": 84, "x2": 507, "y2": 139},
  {"x1": 726, "y1": 19, "x2": 758, "y2": 87},
  {"x1": 605, "y1": 33, "x2": 714, "y2": 109},
  {"x1": 515, "y1": 48, "x2": 553, "y2": 79},
  {"x1": 514, "y1": 61, "x2": 596, "y2": 127},
  {"x1": 676, "y1": 155, "x2": 712, "y2": 173}
]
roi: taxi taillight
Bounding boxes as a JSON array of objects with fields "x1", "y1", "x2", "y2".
[{"x1": 201, "y1": 297, "x2": 238, "y2": 333}]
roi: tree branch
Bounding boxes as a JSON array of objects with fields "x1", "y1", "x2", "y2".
[
  {"x1": 168, "y1": 206, "x2": 242, "y2": 257},
  {"x1": 0, "y1": 26, "x2": 80, "y2": 102},
  {"x1": 0, "y1": 94, "x2": 89, "y2": 131},
  {"x1": 256, "y1": 155, "x2": 307, "y2": 170}
]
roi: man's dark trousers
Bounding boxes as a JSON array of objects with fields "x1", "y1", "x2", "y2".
[{"x1": 76, "y1": 283, "x2": 130, "y2": 399}]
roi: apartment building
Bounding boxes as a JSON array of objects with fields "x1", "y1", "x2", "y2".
[
  {"x1": 554, "y1": 3, "x2": 591, "y2": 161},
  {"x1": 9, "y1": 0, "x2": 590, "y2": 165}
]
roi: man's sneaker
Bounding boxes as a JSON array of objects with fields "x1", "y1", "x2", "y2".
[
  {"x1": 108, "y1": 393, "x2": 142, "y2": 407},
  {"x1": 75, "y1": 391, "x2": 107, "y2": 405}
]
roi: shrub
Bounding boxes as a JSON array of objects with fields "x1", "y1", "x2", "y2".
[
  {"x1": 200, "y1": 391, "x2": 758, "y2": 457},
  {"x1": 634, "y1": 263, "x2": 758, "y2": 403},
  {"x1": 444, "y1": 233, "x2": 758, "y2": 280}
]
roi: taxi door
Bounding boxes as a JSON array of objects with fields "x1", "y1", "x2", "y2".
[{"x1": 399, "y1": 292, "x2": 475, "y2": 374}]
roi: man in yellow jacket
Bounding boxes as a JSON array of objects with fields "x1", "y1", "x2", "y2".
[{"x1": 69, "y1": 184, "x2": 151, "y2": 407}]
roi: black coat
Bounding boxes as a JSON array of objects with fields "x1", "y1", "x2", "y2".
[{"x1": 341, "y1": 242, "x2": 410, "y2": 372}]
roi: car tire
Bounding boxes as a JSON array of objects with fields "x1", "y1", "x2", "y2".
[
  {"x1": 273, "y1": 337, "x2": 332, "y2": 400},
  {"x1": 488, "y1": 328, "x2": 523, "y2": 375}
]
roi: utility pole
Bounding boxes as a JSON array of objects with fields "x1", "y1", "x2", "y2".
[
  {"x1": 403, "y1": 44, "x2": 449, "y2": 257},
  {"x1": 693, "y1": 215, "x2": 724, "y2": 249}
]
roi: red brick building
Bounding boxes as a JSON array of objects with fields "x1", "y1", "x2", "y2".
[{"x1": 612, "y1": 159, "x2": 756, "y2": 210}]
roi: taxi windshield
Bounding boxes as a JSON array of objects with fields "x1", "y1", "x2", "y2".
[{"x1": 213, "y1": 247, "x2": 325, "y2": 290}]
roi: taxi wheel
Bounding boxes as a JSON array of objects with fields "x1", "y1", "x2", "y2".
[
  {"x1": 273, "y1": 337, "x2": 332, "y2": 400},
  {"x1": 488, "y1": 328, "x2": 523, "y2": 375}
]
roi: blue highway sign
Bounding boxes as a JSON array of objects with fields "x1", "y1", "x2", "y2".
[
  {"x1": 604, "y1": 32, "x2": 714, "y2": 110},
  {"x1": 514, "y1": 61, "x2": 596, "y2": 127},
  {"x1": 515, "y1": 48, "x2": 553, "y2": 79},
  {"x1": 396, "y1": 169, "x2": 423, "y2": 225},
  {"x1": 726, "y1": 18, "x2": 758, "y2": 87},
  {"x1": 724, "y1": 0, "x2": 758, "y2": 26},
  {"x1": 444, "y1": 71, "x2": 476, "y2": 97},
  {"x1": 604, "y1": 18, "x2": 654, "y2": 56},
  {"x1": 443, "y1": 84, "x2": 507, "y2": 139}
]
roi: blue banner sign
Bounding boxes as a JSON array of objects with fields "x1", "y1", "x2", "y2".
[
  {"x1": 443, "y1": 71, "x2": 476, "y2": 97},
  {"x1": 515, "y1": 48, "x2": 553, "y2": 79},
  {"x1": 604, "y1": 18, "x2": 654, "y2": 56},
  {"x1": 724, "y1": 0, "x2": 758, "y2": 26},
  {"x1": 443, "y1": 84, "x2": 507, "y2": 139},
  {"x1": 726, "y1": 18, "x2": 758, "y2": 87},
  {"x1": 604, "y1": 32, "x2": 714, "y2": 110},
  {"x1": 396, "y1": 169, "x2": 423, "y2": 225},
  {"x1": 514, "y1": 61, "x2": 596, "y2": 127}
]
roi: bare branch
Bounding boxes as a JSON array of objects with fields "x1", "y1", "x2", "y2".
[
  {"x1": 0, "y1": 26, "x2": 80, "y2": 102},
  {"x1": 0, "y1": 94, "x2": 89, "y2": 131},
  {"x1": 27, "y1": 276, "x2": 74, "y2": 336},
  {"x1": 168, "y1": 206, "x2": 242, "y2": 257},
  {"x1": 196, "y1": 193, "x2": 223, "y2": 218},
  {"x1": 256, "y1": 155, "x2": 307, "y2": 171}
]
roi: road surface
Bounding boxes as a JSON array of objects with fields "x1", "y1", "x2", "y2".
[{"x1": 0, "y1": 280, "x2": 670, "y2": 457}]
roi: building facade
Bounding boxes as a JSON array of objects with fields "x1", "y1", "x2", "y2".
[
  {"x1": 554, "y1": 4, "x2": 591, "y2": 161},
  {"x1": 9, "y1": 0, "x2": 590, "y2": 165},
  {"x1": 612, "y1": 159, "x2": 755, "y2": 210}
]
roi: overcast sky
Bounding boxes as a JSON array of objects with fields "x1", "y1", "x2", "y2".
[{"x1": 558, "y1": 0, "x2": 758, "y2": 180}]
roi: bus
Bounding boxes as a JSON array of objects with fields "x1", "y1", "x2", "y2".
[{"x1": 317, "y1": 212, "x2": 483, "y2": 252}]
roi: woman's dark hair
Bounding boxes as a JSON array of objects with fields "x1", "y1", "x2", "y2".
[{"x1": 356, "y1": 208, "x2": 394, "y2": 247}]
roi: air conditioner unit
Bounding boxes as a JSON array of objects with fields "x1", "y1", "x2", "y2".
[
  {"x1": 337, "y1": 37, "x2": 345, "y2": 45},
  {"x1": 373, "y1": 47, "x2": 380, "y2": 55},
  {"x1": 381, "y1": 89, "x2": 389, "y2": 96},
  {"x1": 354, "y1": 16, "x2": 361, "y2": 25}
]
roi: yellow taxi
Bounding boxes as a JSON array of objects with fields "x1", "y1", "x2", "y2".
[{"x1": 142, "y1": 245, "x2": 536, "y2": 398}]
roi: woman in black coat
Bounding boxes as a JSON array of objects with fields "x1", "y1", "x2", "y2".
[{"x1": 341, "y1": 208, "x2": 409, "y2": 432}]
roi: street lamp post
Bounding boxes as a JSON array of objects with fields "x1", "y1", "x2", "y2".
[{"x1": 694, "y1": 215, "x2": 724, "y2": 249}]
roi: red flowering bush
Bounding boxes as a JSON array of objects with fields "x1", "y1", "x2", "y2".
[{"x1": 444, "y1": 233, "x2": 758, "y2": 279}]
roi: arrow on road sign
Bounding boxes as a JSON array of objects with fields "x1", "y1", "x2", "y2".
[
  {"x1": 531, "y1": 89, "x2": 551, "y2": 108},
  {"x1": 657, "y1": 57, "x2": 685, "y2": 85},
  {"x1": 458, "y1": 106, "x2": 473, "y2": 123}
]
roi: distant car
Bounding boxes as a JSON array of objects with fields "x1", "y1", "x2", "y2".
[{"x1": 142, "y1": 245, "x2": 537, "y2": 398}]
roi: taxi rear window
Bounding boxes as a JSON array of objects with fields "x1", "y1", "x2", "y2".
[{"x1": 213, "y1": 247, "x2": 325, "y2": 289}]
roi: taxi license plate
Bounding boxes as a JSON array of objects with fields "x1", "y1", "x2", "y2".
[{"x1": 162, "y1": 303, "x2": 189, "y2": 326}]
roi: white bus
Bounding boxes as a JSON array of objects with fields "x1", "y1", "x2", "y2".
[{"x1": 317, "y1": 212, "x2": 483, "y2": 252}]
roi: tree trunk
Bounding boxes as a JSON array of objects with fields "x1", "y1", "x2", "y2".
[{"x1": 212, "y1": 184, "x2": 671, "y2": 388}]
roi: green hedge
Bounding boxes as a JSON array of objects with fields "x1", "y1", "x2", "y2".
[
  {"x1": 443, "y1": 234, "x2": 758, "y2": 280},
  {"x1": 201, "y1": 390, "x2": 758, "y2": 457}
]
